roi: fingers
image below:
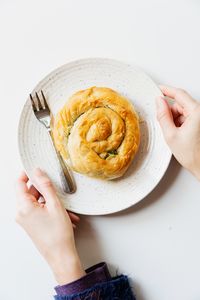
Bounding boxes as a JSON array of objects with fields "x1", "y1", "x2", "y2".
[
  {"x1": 170, "y1": 103, "x2": 185, "y2": 127},
  {"x1": 171, "y1": 102, "x2": 183, "y2": 119},
  {"x1": 16, "y1": 172, "x2": 36, "y2": 205},
  {"x1": 66, "y1": 212, "x2": 80, "y2": 229},
  {"x1": 29, "y1": 185, "x2": 40, "y2": 199},
  {"x1": 160, "y1": 85, "x2": 197, "y2": 112},
  {"x1": 156, "y1": 96, "x2": 177, "y2": 143},
  {"x1": 16, "y1": 172, "x2": 29, "y2": 196},
  {"x1": 32, "y1": 168, "x2": 60, "y2": 210},
  {"x1": 15, "y1": 172, "x2": 37, "y2": 219},
  {"x1": 68, "y1": 212, "x2": 80, "y2": 223},
  {"x1": 176, "y1": 115, "x2": 186, "y2": 126}
]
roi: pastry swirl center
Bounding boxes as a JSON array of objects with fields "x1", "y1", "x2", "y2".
[
  {"x1": 71, "y1": 107, "x2": 125, "y2": 155},
  {"x1": 86, "y1": 116, "x2": 112, "y2": 142}
]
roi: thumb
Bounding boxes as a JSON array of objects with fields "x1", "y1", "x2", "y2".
[
  {"x1": 156, "y1": 96, "x2": 177, "y2": 143},
  {"x1": 32, "y1": 168, "x2": 60, "y2": 209}
]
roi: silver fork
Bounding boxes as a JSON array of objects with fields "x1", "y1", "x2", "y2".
[{"x1": 30, "y1": 91, "x2": 76, "y2": 194}]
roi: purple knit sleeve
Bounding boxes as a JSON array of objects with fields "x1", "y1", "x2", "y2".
[{"x1": 55, "y1": 262, "x2": 111, "y2": 296}]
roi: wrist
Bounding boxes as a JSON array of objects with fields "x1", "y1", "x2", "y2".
[
  {"x1": 189, "y1": 160, "x2": 200, "y2": 181},
  {"x1": 50, "y1": 249, "x2": 86, "y2": 285},
  {"x1": 192, "y1": 167, "x2": 200, "y2": 181}
]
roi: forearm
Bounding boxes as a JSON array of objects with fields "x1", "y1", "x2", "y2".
[
  {"x1": 53, "y1": 255, "x2": 85, "y2": 285},
  {"x1": 49, "y1": 249, "x2": 86, "y2": 285}
]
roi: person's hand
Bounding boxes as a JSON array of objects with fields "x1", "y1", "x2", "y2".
[
  {"x1": 156, "y1": 85, "x2": 200, "y2": 180},
  {"x1": 15, "y1": 168, "x2": 85, "y2": 284}
]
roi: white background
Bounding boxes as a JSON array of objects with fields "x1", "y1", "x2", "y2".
[{"x1": 0, "y1": 1, "x2": 200, "y2": 300}]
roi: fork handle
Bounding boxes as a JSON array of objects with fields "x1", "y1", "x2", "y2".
[{"x1": 48, "y1": 131, "x2": 76, "y2": 194}]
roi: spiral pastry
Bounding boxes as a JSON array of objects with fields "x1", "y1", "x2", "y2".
[{"x1": 53, "y1": 87, "x2": 140, "y2": 180}]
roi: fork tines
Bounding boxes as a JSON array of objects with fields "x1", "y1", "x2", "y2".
[
  {"x1": 35, "y1": 92, "x2": 43, "y2": 110},
  {"x1": 30, "y1": 90, "x2": 49, "y2": 112},
  {"x1": 41, "y1": 90, "x2": 49, "y2": 110},
  {"x1": 30, "y1": 93, "x2": 37, "y2": 111}
]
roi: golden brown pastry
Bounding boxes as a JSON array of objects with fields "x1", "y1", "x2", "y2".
[{"x1": 53, "y1": 87, "x2": 140, "y2": 180}]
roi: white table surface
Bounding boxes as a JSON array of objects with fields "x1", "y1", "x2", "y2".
[{"x1": 0, "y1": 1, "x2": 200, "y2": 299}]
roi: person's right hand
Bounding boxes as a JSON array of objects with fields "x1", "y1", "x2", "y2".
[{"x1": 156, "y1": 85, "x2": 200, "y2": 180}]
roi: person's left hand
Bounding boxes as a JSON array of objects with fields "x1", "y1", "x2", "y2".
[{"x1": 15, "y1": 168, "x2": 85, "y2": 284}]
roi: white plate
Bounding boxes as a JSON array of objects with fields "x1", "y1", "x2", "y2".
[{"x1": 18, "y1": 58, "x2": 171, "y2": 215}]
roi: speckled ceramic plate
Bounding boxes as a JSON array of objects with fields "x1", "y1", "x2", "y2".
[{"x1": 18, "y1": 58, "x2": 171, "y2": 215}]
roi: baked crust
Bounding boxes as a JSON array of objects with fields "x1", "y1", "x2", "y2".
[{"x1": 53, "y1": 87, "x2": 140, "y2": 180}]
